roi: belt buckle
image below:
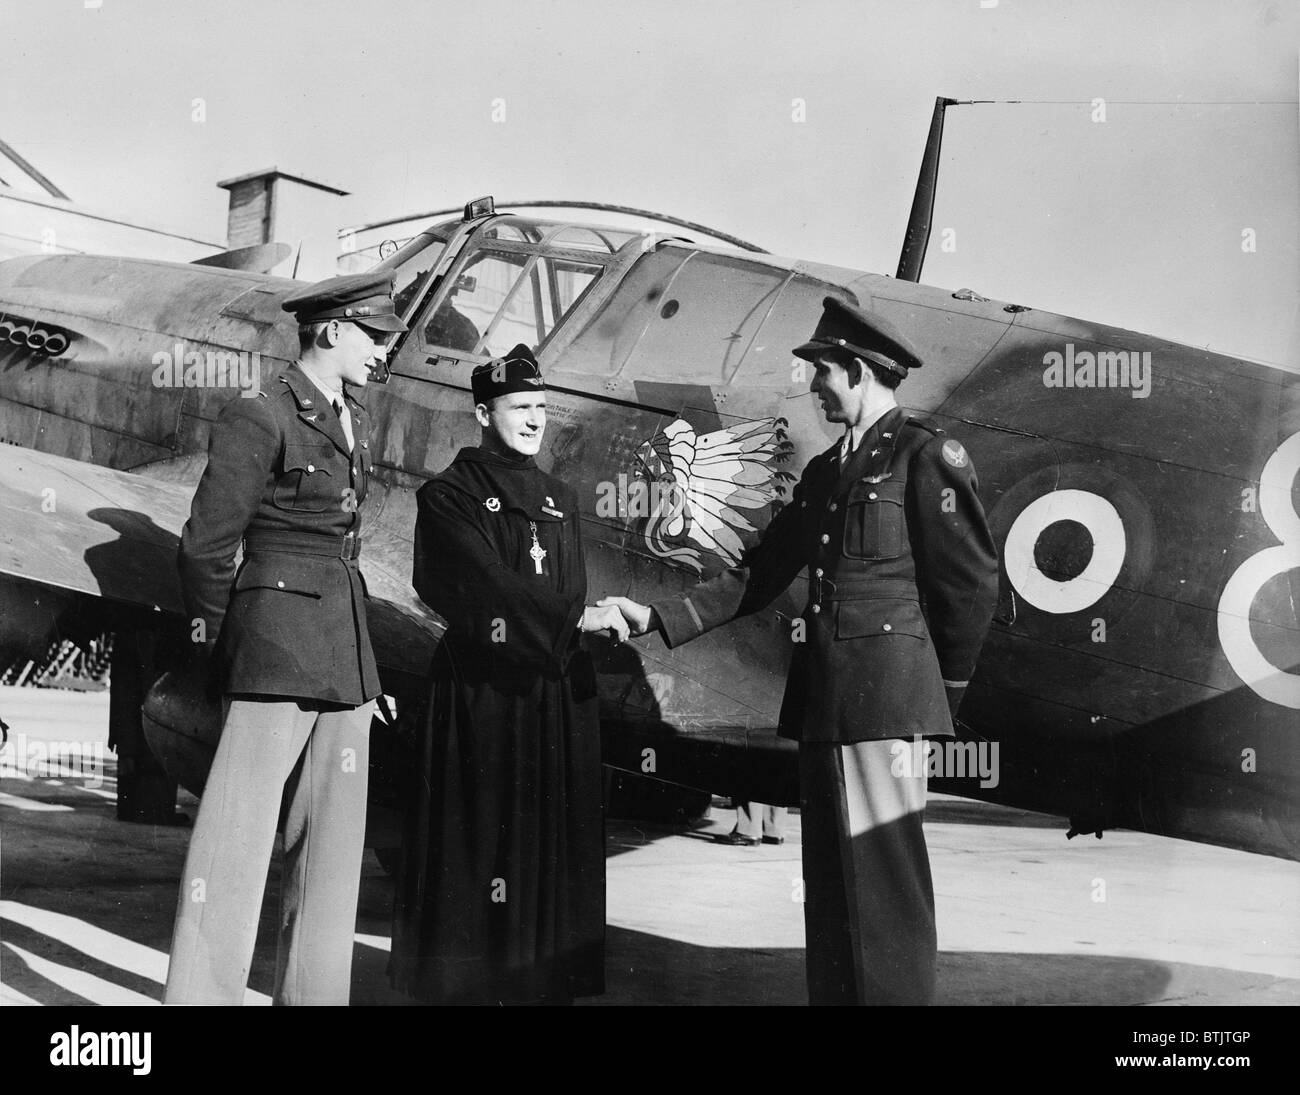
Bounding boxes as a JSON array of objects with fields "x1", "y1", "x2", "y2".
[{"x1": 341, "y1": 531, "x2": 357, "y2": 560}]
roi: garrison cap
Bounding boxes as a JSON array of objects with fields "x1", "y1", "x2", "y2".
[
  {"x1": 471, "y1": 343, "x2": 545, "y2": 404},
  {"x1": 281, "y1": 270, "x2": 408, "y2": 333},
  {"x1": 793, "y1": 295, "x2": 922, "y2": 378}
]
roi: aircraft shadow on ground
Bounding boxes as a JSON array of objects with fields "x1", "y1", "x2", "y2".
[
  {"x1": 5, "y1": 887, "x2": 1296, "y2": 1006},
  {"x1": 586, "y1": 926, "x2": 1300, "y2": 1006},
  {"x1": 924, "y1": 797, "x2": 1069, "y2": 830}
]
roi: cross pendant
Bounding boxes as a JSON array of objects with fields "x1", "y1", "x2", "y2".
[{"x1": 529, "y1": 522, "x2": 547, "y2": 574}]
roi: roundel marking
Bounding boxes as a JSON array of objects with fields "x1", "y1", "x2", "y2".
[{"x1": 1004, "y1": 490, "x2": 1126, "y2": 614}]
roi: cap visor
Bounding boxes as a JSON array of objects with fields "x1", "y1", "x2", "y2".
[
  {"x1": 355, "y1": 314, "x2": 407, "y2": 334},
  {"x1": 791, "y1": 339, "x2": 826, "y2": 361}
]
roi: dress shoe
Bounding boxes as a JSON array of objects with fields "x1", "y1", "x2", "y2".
[
  {"x1": 715, "y1": 831, "x2": 760, "y2": 846},
  {"x1": 761, "y1": 835, "x2": 785, "y2": 845}
]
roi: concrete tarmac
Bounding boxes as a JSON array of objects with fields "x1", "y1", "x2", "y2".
[{"x1": 2, "y1": 685, "x2": 1297, "y2": 1006}]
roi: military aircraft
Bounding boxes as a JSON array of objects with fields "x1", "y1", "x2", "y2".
[{"x1": 0, "y1": 103, "x2": 1296, "y2": 862}]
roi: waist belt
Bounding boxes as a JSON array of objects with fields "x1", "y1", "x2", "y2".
[
  {"x1": 244, "y1": 529, "x2": 361, "y2": 560},
  {"x1": 808, "y1": 574, "x2": 918, "y2": 607}
]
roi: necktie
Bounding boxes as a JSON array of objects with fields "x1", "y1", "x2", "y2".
[{"x1": 332, "y1": 398, "x2": 354, "y2": 452}]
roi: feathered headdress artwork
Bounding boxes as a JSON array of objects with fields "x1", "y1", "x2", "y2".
[{"x1": 635, "y1": 416, "x2": 794, "y2": 572}]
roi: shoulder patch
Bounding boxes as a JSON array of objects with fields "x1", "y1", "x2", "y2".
[{"x1": 940, "y1": 439, "x2": 968, "y2": 468}]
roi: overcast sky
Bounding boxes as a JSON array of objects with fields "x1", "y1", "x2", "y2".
[{"x1": 3, "y1": 0, "x2": 1296, "y2": 368}]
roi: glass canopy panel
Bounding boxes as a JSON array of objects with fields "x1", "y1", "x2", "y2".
[
  {"x1": 543, "y1": 224, "x2": 639, "y2": 253},
  {"x1": 381, "y1": 230, "x2": 453, "y2": 325}
]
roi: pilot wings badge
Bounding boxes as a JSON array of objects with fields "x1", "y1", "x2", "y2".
[{"x1": 632, "y1": 416, "x2": 794, "y2": 573}]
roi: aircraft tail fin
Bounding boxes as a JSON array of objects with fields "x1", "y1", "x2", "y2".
[{"x1": 191, "y1": 242, "x2": 291, "y2": 274}]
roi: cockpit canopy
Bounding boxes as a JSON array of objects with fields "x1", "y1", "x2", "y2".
[{"x1": 373, "y1": 215, "x2": 641, "y2": 360}]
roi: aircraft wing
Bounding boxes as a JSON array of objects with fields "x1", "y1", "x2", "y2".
[
  {"x1": 0, "y1": 442, "x2": 188, "y2": 613},
  {"x1": 0, "y1": 443, "x2": 443, "y2": 675}
]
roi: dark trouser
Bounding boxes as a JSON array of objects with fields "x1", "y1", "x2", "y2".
[
  {"x1": 799, "y1": 738, "x2": 936, "y2": 1005},
  {"x1": 164, "y1": 697, "x2": 373, "y2": 1005}
]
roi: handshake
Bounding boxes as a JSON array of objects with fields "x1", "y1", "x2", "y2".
[{"x1": 579, "y1": 596, "x2": 656, "y2": 644}]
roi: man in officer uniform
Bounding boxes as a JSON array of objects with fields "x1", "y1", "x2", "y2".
[
  {"x1": 602, "y1": 295, "x2": 999, "y2": 1005},
  {"x1": 165, "y1": 271, "x2": 406, "y2": 1005}
]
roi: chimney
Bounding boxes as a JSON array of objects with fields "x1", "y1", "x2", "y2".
[{"x1": 217, "y1": 168, "x2": 349, "y2": 280}]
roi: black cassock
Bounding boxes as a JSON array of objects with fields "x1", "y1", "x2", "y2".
[{"x1": 389, "y1": 446, "x2": 604, "y2": 1004}]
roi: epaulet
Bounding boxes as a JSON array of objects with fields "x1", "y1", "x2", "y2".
[
  {"x1": 904, "y1": 416, "x2": 945, "y2": 438},
  {"x1": 273, "y1": 374, "x2": 304, "y2": 404}
]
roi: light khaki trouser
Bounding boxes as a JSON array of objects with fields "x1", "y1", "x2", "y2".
[
  {"x1": 800, "y1": 738, "x2": 935, "y2": 1005},
  {"x1": 164, "y1": 697, "x2": 373, "y2": 1006},
  {"x1": 734, "y1": 802, "x2": 788, "y2": 840}
]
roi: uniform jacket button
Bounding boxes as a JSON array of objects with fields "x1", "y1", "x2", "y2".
[
  {"x1": 814, "y1": 567, "x2": 824, "y2": 577},
  {"x1": 277, "y1": 580, "x2": 285, "y2": 588},
  {"x1": 811, "y1": 604, "x2": 821, "y2": 614},
  {"x1": 868, "y1": 492, "x2": 878, "y2": 500},
  {"x1": 820, "y1": 533, "x2": 830, "y2": 544},
  {"x1": 307, "y1": 464, "x2": 315, "y2": 473},
  {"x1": 883, "y1": 622, "x2": 892, "y2": 631},
  {"x1": 829, "y1": 502, "x2": 838, "y2": 512}
]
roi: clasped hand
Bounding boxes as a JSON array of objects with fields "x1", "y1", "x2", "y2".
[
  {"x1": 596, "y1": 596, "x2": 654, "y2": 636},
  {"x1": 581, "y1": 604, "x2": 629, "y2": 643},
  {"x1": 580, "y1": 596, "x2": 654, "y2": 643}
]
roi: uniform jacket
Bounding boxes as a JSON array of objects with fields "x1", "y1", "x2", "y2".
[
  {"x1": 178, "y1": 362, "x2": 381, "y2": 705},
  {"x1": 653, "y1": 406, "x2": 999, "y2": 743}
]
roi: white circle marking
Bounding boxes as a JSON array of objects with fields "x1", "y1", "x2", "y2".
[{"x1": 1004, "y1": 490, "x2": 1126, "y2": 614}]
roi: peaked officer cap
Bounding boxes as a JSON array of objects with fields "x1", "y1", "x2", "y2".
[
  {"x1": 793, "y1": 295, "x2": 922, "y2": 378},
  {"x1": 281, "y1": 270, "x2": 408, "y2": 333}
]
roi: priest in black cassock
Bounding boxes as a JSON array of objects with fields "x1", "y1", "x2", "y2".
[{"x1": 389, "y1": 344, "x2": 626, "y2": 1005}]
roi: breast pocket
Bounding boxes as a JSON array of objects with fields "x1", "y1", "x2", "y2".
[
  {"x1": 272, "y1": 443, "x2": 337, "y2": 513},
  {"x1": 841, "y1": 478, "x2": 906, "y2": 560}
]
